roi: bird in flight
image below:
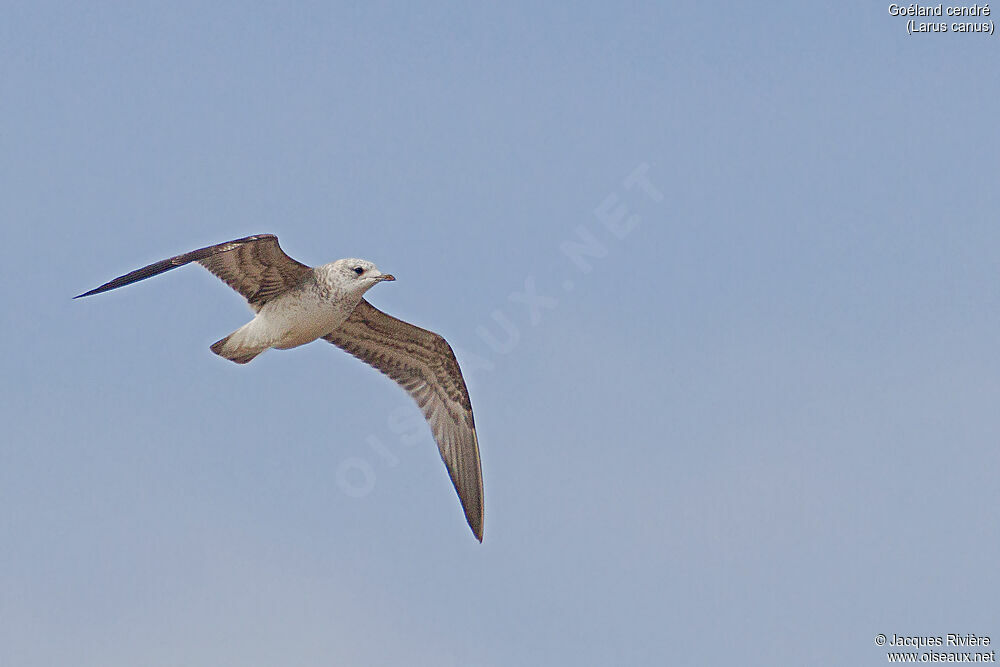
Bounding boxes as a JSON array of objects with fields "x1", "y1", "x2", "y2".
[{"x1": 76, "y1": 234, "x2": 484, "y2": 541}]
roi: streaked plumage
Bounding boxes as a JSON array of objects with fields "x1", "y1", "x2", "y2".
[{"x1": 77, "y1": 234, "x2": 484, "y2": 541}]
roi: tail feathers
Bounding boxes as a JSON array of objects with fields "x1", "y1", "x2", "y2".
[{"x1": 210, "y1": 331, "x2": 265, "y2": 364}]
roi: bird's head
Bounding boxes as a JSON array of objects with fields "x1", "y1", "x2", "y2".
[{"x1": 319, "y1": 258, "x2": 395, "y2": 296}]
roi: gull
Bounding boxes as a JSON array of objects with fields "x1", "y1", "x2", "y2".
[{"x1": 76, "y1": 234, "x2": 484, "y2": 541}]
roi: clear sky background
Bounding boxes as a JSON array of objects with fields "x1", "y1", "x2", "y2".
[{"x1": 3, "y1": 3, "x2": 999, "y2": 665}]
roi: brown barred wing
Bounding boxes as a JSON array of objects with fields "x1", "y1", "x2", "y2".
[
  {"x1": 324, "y1": 299, "x2": 485, "y2": 541},
  {"x1": 76, "y1": 234, "x2": 312, "y2": 310}
]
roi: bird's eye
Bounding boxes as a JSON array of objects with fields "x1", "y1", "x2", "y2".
[{"x1": 353, "y1": 267, "x2": 365, "y2": 275}]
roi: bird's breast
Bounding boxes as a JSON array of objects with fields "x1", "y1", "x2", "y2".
[{"x1": 259, "y1": 290, "x2": 357, "y2": 350}]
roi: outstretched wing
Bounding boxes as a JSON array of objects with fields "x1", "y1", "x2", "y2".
[
  {"x1": 324, "y1": 299, "x2": 485, "y2": 541},
  {"x1": 75, "y1": 234, "x2": 313, "y2": 310}
]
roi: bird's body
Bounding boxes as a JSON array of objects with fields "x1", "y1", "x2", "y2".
[
  {"x1": 77, "y1": 235, "x2": 484, "y2": 541},
  {"x1": 210, "y1": 260, "x2": 384, "y2": 364}
]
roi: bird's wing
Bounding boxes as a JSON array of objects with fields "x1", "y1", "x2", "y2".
[
  {"x1": 324, "y1": 299, "x2": 484, "y2": 541},
  {"x1": 75, "y1": 234, "x2": 313, "y2": 309}
]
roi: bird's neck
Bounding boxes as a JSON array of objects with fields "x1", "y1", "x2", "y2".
[{"x1": 312, "y1": 267, "x2": 365, "y2": 306}]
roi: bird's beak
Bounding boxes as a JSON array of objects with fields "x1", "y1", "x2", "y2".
[{"x1": 377, "y1": 274, "x2": 396, "y2": 282}]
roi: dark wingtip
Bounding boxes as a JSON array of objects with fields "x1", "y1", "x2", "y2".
[
  {"x1": 469, "y1": 515, "x2": 484, "y2": 543},
  {"x1": 74, "y1": 286, "x2": 107, "y2": 299}
]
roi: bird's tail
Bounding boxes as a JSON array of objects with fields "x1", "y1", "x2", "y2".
[{"x1": 210, "y1": 326, "x2": 266, "y2": 364}]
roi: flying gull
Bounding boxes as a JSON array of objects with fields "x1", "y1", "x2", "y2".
[{"x1": 76, "y1": 234, "x2": 484, "y2": 541}]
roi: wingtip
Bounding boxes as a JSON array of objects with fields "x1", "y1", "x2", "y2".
[
  {"x1": 74, "y1": 285, "x2": 111, "y2": 299},
  {"x1": 469, "y1": 516, "x2": 484, "y2": 543}
]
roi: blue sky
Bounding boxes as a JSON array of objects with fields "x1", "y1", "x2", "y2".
[{"x1": 2, "y1": 3, "x2": 999, "y2": 665}]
